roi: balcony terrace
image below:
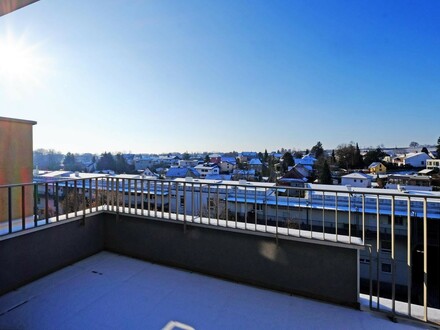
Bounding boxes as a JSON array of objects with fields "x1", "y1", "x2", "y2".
[{"x1": 0, "y1": 176, "x2": 439, "y2": 328}]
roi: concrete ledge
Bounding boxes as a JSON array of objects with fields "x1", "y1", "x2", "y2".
[
  {"x1": 0, "y1": 214, "x2": 104, "y2": 296},
  {"x1": 105, "y1": 214, "x2": 360, "y2": 308},
  {"x1": 0, "y1": 212, "x2": 360, "y2": 308}
]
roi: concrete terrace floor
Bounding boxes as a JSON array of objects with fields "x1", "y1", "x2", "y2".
[{"x1": 0, "y1": 252, "x2": 429, "y2": 330}]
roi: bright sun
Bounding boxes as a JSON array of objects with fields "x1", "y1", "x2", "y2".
[{"x1": 0, "y1": 34, "x2": 46, "y2": 90}]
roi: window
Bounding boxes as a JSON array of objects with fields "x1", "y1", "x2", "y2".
[
  {"x1": 360, "y1": 258, "x2": 370, "y2": 264},
  {"x1": 180, "y1": 196, "x2": 185, "y2": 207},
  {"x1": 381, "y1": 240, "x2": 391, "y2": 253},
  {"x1": 381, "y1": 263, "x2": 392, "y2": 273},
  {"x1": 360, "y1": 180, "x2": 363, "y2": 183}
]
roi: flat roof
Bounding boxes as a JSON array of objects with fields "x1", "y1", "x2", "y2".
[
  {"x1": 0, "y1": 116, "x2": 37, "y2": 125},
  {"x1": 0, "y1": 252, "x2": 421, "y2": 329}
]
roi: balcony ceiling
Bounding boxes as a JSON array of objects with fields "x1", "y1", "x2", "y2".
[{"x1": 0, "y1": 0, "x2": 39, "y2": 17}]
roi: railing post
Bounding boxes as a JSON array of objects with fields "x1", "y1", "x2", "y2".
[
  {"x1": 45, "y1": 182, "x2": 49, "y2": 224},
  {"x1": 423, "y1": 198, "x2": 428, "y2": 322},
  {"x1": 8, "y1": 186, "x2": 12, "y2": 233},
  {"x1": 21, "y1": 185, "x2": 26, "y2": 230}
]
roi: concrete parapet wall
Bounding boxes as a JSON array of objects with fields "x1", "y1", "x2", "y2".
[
  {"x1": 105, "y1": 214, "x2": 360, "y2": 308},
  {"x1": 0, "y1": 212, "x2": 360, "y2": 308}
]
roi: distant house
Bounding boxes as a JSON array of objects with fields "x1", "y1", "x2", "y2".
[
  {"x1": 165, "y1": 167, "x2": 200, "y2": 179},
  {"x1": 248, "y1": 158, "x2": 263, "y2": 172},
  {"x1": 341, "y1": 173, "x2": 372, "y2": 188},
  {"x1": 426, "y1": 159, "x2": 440, "y2": 170},
  {"x1": 194, "y1": 163, "x2": 220, "y2": 179},
  {"x1": 140, "y1": 168, "x2": 156, "y2": 177},
  {"x1": 233, "y1": 169, "x2": 256, "y2": 181},
  {"x1": 159, "y1": 155, "x2": 180, "y2": 166},
  {"x1": 294, "y1": 154, "x2": 316, "y2": 171},
  {"x1": 386, "y1": 174, "x2": 432, "y2": 191},
  {"x1": 292, "y1": 164, "x2": 312, "y2": 178},
  {"x1": 178, "y1": 159, "x2": 199, "y2": 168},
  {"x1": 238, "y1": 152, "x2": 258, "y2": 163},
  {"x1": 209, "y1": 154, "x2": 222, "y2": 164},
  {"x1": 368, "y1": 162, "x2": 387, "y2": 174},
  {"x1": 403, "y1": 152, "x2": 431, "y2": 168},
  {"x1": 219, "y1": 158, "x2": 236, "y2": 174}
]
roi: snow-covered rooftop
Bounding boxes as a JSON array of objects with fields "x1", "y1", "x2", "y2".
[{"x1": 0, "y1": 252, "x2": 421, "y2": 329}]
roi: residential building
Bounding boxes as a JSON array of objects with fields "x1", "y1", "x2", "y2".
[
  {"x1": 0, "y1": 117, "x2": 36, "y2": 221},
  {"x1": 403, "y1": 152, "x2": 432, "y2": 168},
  {"x1": 165, "y1": 167, "x2": 200, "y2": 180},
  {"x1": 209, "y1": 154, "x2": 222, "y2": 164},
  {"x1": 427, "y1": 159, "x2": 440, "y2": 170},
  {"x1": 248, "y1": 158, "x2": 263, "y2": 172},
  {"x1": 178, "y1": 159, "x2": 199, "y2": 168},
  {"x1": 194, "y1": 163, "x2": 220, "y2": 179},
  {"x1": 341, "y1": 172, "x2": 372, "y2": 188},
  {"x1": 368, "y1": 162, "x2": 387, "y2": 174},
  {"x1": 385, "y1": 174, "x2": 432, "y2": 191},
  {"x1": 219, "y1": 159, "x2": 236, "y2": 174},
  {"x1": 294, "y1": 154, "x2": 316, "y2": 171}
]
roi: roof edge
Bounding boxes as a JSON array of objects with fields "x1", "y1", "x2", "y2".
[{"x1": 0, "y1": 116, "x2": 37, "y2": 125}]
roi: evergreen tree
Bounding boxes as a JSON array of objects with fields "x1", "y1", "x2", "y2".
[
  {"x1": 319, "y1": 160, "x2": 332, "y2": 184},
  {"x1": 282, "y1": 152, "x2": 294, "y2": 172},
  {"x1": 96, "y1": 152, "x2": 116, "y2": 171},
  {"x1": 204, "y1": 154, "x2": 210, "y2": 163},
  {"x1": 63, "y1": 152, "x2": 81, "y2": 171},
  {"x1": 354, "y1": 143, "x2": 364, "y2": 168},
  {"x1": 263, "y1": 149, "x2": 269, "y2": 162},
  {"x1": 311, "y1": 141, "x2": 324, "y2": 159}
]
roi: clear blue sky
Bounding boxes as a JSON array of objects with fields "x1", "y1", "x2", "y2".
[{"x1": 1, "y1": 0, "x2": 439, "y2": 154}]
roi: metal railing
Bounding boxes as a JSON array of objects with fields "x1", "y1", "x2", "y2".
[{"x1": 1, "y1": 176, "x2": 439, "y2": 325}]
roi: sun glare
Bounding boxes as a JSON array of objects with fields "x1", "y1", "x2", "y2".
[{"x1": 0, "y1": 33, "x2": 47, "y2": 92}]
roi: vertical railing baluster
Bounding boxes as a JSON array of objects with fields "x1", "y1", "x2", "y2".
[
  {"x1": 322, "y1": 192, "x2": 325, "y2": 240},
  {"x1": 208, "y1": 184, "x2": 211, "y2": 224},
  {"x1": 423, "y1": 197, "x2": 428, "y2": 322},
  {"x1": 335, "y1": 192, "x2": 338, "y2": 242},
  {"x1": 82, "y1": 179, "x2": 86, "y2": 218},
  {"x1": 348, "y1": 192, "x2": 351, "y2": 244},
  {"x1": 216, "y1": 183, "x2": 220, "y2": 226},
  {"x1": 88, "y1": 178, "x2": 92, "y2": 214},
  {"x1": 376, "y1": 194, "x2": 380, "y2": 310},
  {"x1": 244, "y1": 186, "x2": 247, "y2": 229},
  {"x1": 191, "y1": 183, "x2": 195, "y2": 222},
  {"x1": 65, "y1": 181, "x2": 69, "y2": 220},
  {"x1": 254, "y1": 186, "x2": 257, "y2": 230},
  {"x1": 362, "y1": 194, "x2": 365, "y2": 243},
  {"x1": 407, "y1": 196, "x2": 412, "y2": 318},
  {"x1": 161, "y1": 181, "x2": 165, "y2": 219},
  {"x1": 225, "y1": 185, "x2": 229, "y2": 227},
  {"x1": 45, "y1": 182, "x2": 49, "y2": 223},
  {"x1": 199, "y1": 183, "x2": 203, "y2": 223},
  {"x1": 275, "y1": 188, "x2": 279, "y2": 242},
  {"x1": 22, "y1": 185, "x2": 26, "y2": 230},
  {"x1": 141, "y1": 179, "x2": 145, "y2": 215},
  {"x1": 183, "y1": 182, "x2": 187, "y2": 228},
  {"x1": 148, "y1": 179, "x2": 152, "y2": 216},
  {"x1": 8, "y1": 186, "x2": 12, "y2": 233},
  {"x1": 74, "y1": 180, "x2": 78, "y2": 218},
  {"x1": 34, "y1": 183, "x2": 38, "y2": 225},
  {"x1": 168, "y1": 181, "x2": 172, "y2": 220},
  {"x1": 55, "y1": 182, "x2": 59, "y2": 222},
  {"x1": 235, "y1": 186, "x2": 238, "y2": 229},
  {"x1": 391, "y1": 195, "x2": 396, "y2": 316}
]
